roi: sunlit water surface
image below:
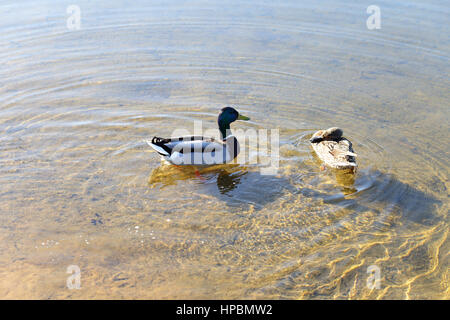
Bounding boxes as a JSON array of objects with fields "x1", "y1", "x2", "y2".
[{"x1": 0, "y1": 0, "x2": 448, "y2": 299}]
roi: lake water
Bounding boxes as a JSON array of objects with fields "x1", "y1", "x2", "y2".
[{"x1": 0, "y1": 0, "x2": 448, "y2": 299}]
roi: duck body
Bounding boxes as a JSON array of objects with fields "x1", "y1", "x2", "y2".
[
  {"x1": 148, "y1": 107, "x2": 249, "y2": 166},
  {"x1": 310, "y1": 127, "x2": 357, "y2": 171},
  {"x1": 147, "y1": 135, "x2": 239, "y2": 165}
]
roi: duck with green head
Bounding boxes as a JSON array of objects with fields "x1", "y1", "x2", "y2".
[{"x1": 148, "y1": 106, "x2": 250, "y2": 165}]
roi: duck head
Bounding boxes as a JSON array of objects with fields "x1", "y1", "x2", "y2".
[
  {"x1": 310, "y1": 127, "x2": 343, "y2": 143},
  {"x1": 218, "y1": 107, "x2": 250, "y2": 140}
]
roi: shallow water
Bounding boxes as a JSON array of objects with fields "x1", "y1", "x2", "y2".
[{"x1": 0, "y1": 0, "x2": 448, "y2": 299}]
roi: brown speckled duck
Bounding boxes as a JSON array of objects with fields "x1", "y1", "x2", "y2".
[{"x1": 310, "y1": 127, "x2": 357, "y2": 171}]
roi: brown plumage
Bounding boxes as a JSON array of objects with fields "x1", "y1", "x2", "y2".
[{"x1": 310, "y1": 127, "x2": 357, "y2": 170}]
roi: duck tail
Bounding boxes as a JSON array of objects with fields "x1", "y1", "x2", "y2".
[
  {"x1": 147, "y1": 137, "x2": 172, "y2": 156},
  {"x1": 151, "y1": 136, "x2": 171, "y2": 145}
]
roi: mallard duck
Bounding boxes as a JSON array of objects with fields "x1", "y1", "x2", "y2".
[
  {"x1": 147, "y1": 107, "x2": 250, "y2": 165},
  {"x1": 310, "y1": 127, "x2": 357, "y2": 170}
]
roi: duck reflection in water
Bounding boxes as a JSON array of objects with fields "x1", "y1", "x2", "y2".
[
  {"x1": 333, "y1": 168, "x2": 357, "y2": 194},
  {"x1": 148, "y1": 164, "x2": 293, "y2": 209},
  {"x1": 310, "y1": 148, "x2": 358, "y2": 195},
  {"x1": 148, "y1": 164, "x2": 243, "y2": 192}
]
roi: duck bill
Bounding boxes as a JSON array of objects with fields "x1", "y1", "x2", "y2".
[{"x1": 237, "y1": 114, "x2": 250, "y2": 121}]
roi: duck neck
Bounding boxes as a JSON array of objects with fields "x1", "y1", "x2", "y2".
[{"x1": 219, "y1": 123, "x2": 230, "y2": 140}]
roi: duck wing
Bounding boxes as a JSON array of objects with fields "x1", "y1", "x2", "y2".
[
  {"x1": 311, "y1": 138, "x2": 357, "y2": 169},
  {"x1": 147, "y1": 136, "x2": 218, "y2": 155},
  {"x1": 148, "y1": 136, "x2": 233, "y2": 165}
]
